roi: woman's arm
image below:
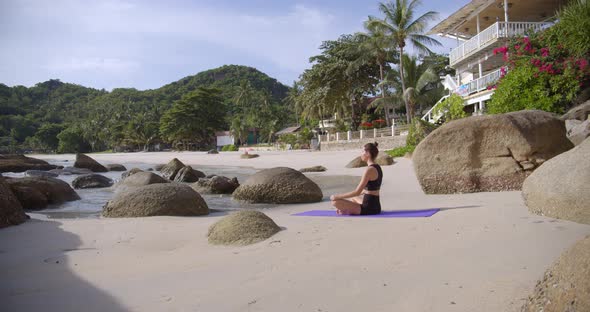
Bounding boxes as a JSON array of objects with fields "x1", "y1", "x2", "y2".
[{"x1": 331, "y1": 167, "x2": 374, "y2": 200}]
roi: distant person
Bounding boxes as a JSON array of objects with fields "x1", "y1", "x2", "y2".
[{"x1": 330, "y1": 142, "x2": 382, "y2": 215}]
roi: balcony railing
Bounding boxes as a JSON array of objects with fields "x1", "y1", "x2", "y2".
[
  {"x1": 449, "y1": 21, "x2": 552, "y2": 66},
  {"x1": 455, "y1": 67, "x2": 506, "y2": 96}
]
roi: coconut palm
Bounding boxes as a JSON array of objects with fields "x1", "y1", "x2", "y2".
[
  {"x1": 367, "y1": 0, "x2": 442, "y2": 123},
  {"x1": 349, "y1": 20, "x2": 398, "y2": 125},
  {"x1": 372, "y1": 54, "x2": 440, "y2": 119}
]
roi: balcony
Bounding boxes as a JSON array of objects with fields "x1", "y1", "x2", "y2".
[
  {"x1": 449, "y1": 21, "x2": 552, "y2": 67},
  {"x1": 455, "y1": 67, "x2": 506, "y2": 97}
]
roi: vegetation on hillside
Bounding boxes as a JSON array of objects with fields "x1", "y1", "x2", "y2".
[{"x1": 0, "y1": 65, "x2": 291, "y2": 153}]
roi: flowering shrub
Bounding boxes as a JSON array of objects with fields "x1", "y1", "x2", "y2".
[
  {"x1": 488, "y1": 3, "x2": 590, "y2": 114},
  {"x1": 373, "y1": 119, "x2": 386, "y2": 128},
  {"x1": 360, "y1": 122, "x2": 373, "y2": 130}
]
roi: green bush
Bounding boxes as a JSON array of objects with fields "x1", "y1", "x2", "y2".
[
  {"x1": 221, "y1": 144, "x2": 238, "y2": 151},
  {"x1": 386, "y1": 145, "x2": 416, "y2": 157},
  {"x1": 433, "y1": 94, "x2": 467, "y2": 121},
  {"x1": 406, "y1": 118, "x2": 437, "y2": 147},
  {"x1": 488, "y1": 1, "x2": 590, "y2": 114}
]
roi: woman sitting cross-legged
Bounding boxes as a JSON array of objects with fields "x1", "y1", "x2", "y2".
[{"x1": 330, "y1": 142, "x2": 382, "y2": 215}]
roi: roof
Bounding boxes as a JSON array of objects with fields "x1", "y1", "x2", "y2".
[
  {"x1": 276, "y1": 126, "x2": 301, "y2": 135},
  {"x1": 428, "y1": 0, "x2": 567, "y2": 39}
]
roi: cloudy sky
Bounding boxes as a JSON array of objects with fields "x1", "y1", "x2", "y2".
[{"x1": 0, "y1": 0, "x2": 468, "y2": 90}]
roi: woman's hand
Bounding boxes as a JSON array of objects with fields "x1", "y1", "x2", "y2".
[{"x1": 330, "y1": 195, "x2": 337, "y2": 201}]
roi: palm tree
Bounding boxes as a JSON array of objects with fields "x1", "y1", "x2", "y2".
[
  {"x1": 372, "y1": 54, "x2": 440, "y2": 118},
  {"x1": 368, "y1": 0, "x2": 442, "y2": 123},
  {"x1": 350, "y1": 20, "x2": 398, "y2": 126}
]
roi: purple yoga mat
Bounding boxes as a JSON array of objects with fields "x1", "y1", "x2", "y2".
[{"x1": 292, "y1": 209, "x2": 439, "y2": 218}]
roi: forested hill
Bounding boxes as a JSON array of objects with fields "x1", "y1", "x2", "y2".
[{"x1": 0, "y1": 65, "x2": 292, "y2": 153}]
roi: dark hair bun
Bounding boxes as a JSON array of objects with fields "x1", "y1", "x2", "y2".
[{"x1": 374, "y1": 142, "x2": 378, "y2": 147}]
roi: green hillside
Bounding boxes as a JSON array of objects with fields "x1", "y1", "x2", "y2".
[{"x1": 0, "y1": 65, "x2": 292, "y2": 153}]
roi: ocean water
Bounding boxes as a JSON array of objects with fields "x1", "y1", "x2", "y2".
[{"x1": 4, "y1": 159, "x2": 357, "y2": 219}]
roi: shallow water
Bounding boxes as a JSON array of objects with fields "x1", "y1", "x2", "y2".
[{"x1": 4, "y1": 159, "x2": 358, "y2": 219}]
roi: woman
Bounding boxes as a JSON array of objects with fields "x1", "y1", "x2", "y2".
[{"x1": 330, "y1": 142, "x2": 382, "y2": 215}]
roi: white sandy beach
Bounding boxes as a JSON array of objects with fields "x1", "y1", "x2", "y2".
[{"x1": 2, "y1": 150, "x2": 589, "y2": 312}]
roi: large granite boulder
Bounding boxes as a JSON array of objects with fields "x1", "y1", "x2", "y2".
[
  {"x1": 0, "y1": 175, "x2": 27, "y2": 228},
  {"x1": 74, "y1": 153, "x2": 108, "y2": 172},
  {"x1": 72, "y1": 174, "x2": 114, "y2": 189},
  {"x1": 561, "y1": 99, "x2": 590, "y2": 121},
  {"x1": 160, "y1": 158, "x2": 185, "y2": 180},
  {"x1": 6, "y1": 176, "x2": 80, "y2": 209},
  {"x1": 106, "y1": 164, "x2": 127, "y2": 171},
  {"x1": 208, "y1": 210, "x2": 281, "y2": 246},
  {"x1": 9, "y1": 186, "x2": 47, "y2": 210},
  {"x1": 413, "y1": 110, "x2": 574, "y2": 194},
  {"x1": 103, "y1": 183, "x2": 209, "y2": 217},
  {"x1": 345, "y1": 155, "x2": 394, "y2": 168},
  {"x1": 522, "y1": 235, "x2": 590, "y2": 312},
  {"x1": 192, "y1": 176, "x2": 239, "y2": 194},
  {"x1": 0, "y1": 154, "x2": 57, "y2": 173},
  {"x1": 121, "y1": 168, "x2": 143, "y2": 180},
  {"x1": 566, "y1": 119, "x2": 590, "y2": 146},
  {"x1": 522, "y1": 138, "x2": 590, "y2": 224},
  {"x1": 233, "y1": 167, "x2": 323, "y2": 204},
  {"x1": 300, "y1": 165, "x2": 327, "y2": 173},
  {"x1": 173, "y1": 166, "x2": 205, "y2": 183},
  {"x1": 118, "y1": 172, "x2": 169, "y2": 188}
]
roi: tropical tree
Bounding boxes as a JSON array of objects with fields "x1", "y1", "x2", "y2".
[
  {"x1": 350, "y1": 18, "x2": 398, "y2": 125},
  {"x1": 160, "y1": 87, "x2": 225, "y2": 150},
  {"x1": 367, "y1": 0, "x2": 441, "y2": 123}
]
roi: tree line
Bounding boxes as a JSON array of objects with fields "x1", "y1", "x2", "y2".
[{"x1": 0, "y1": 65, "x2": 292, "y2": 153}]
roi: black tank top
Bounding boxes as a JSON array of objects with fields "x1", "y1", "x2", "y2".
[{"x1": 365, "y1": 164, "x2": 383, "y2": 191}]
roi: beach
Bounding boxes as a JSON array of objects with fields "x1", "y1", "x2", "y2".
[{"x1": 1, "y1": 150, "x2": 589, "y2": 312}]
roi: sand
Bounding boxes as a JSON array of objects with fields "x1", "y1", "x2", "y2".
[{"x1": 1, "y1": 150, "x2": 589, "y2": 312}]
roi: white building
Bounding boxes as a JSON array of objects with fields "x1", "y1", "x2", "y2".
[{"x1": 423, "y1": 0, "x2": 568, "y2": 123}]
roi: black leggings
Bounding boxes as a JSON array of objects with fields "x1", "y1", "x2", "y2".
[{"x1": 360, "y1": 194, "x2": 381, "y2": 215}]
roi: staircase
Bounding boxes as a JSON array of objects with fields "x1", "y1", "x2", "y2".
[{"x1": 421, "y1": 94, "x2": 450, "y2": 124}]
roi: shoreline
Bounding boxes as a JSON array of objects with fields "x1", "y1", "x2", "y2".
[{"x1": 2, "y1": 150, "x2": 590, "y2": 311}]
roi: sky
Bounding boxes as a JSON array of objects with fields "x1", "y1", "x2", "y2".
[{"x1": 0, "y1": 0, "x2": 468, "y2": 91}]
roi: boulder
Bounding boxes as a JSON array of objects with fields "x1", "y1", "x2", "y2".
[
  {"x1": 102, "y1": 183, "x2": 209, "y2": 217},
  {"x1": 233, "y1": 167, "x2": 323, "y2": 204},
  {"x1": 375, "y1": 154, "x2": 395, "y2": 166},
  {"x1": 9, "y1": 186, "x2": 48, "y2": 210},
  {"x1": 345, "y1": 156, "x2": 366, "y2": 168},
  {"x1": 74, "y1": 153, "x2": 108, "y2": 172},
  {"x1": 0, "y1": 154, "x2": 57, "y2": 173},
  {"x1": 121, "y1": 168, "x2": 143, "y2": 180},
  {"x1": 240, "y1": 153, "x2": 259, "y2": 159},
  {"x1": 25, "y1": 170, "x2": 58, "y2": 178},
  {"x1": 118, "y1": 172, "x2": 169, "y2": 188},
  {"x1": 345, "y1": 155, "x2": 394, "y2": 168},
  {"x1": 561, "y1": 99, "x2": 590, "y2": 121},
  {"x1": 106, "y1": 164, "x2": 127, "y2": 171},
  {"x1": 0, "y1": 175, "x2": 27, "y2": 228},
  {"x1": 299, "y1": 165, "x2": 327, "y2": 173},
  {"x1": 522, "y1": 138, "x2": 590, "y2": 224},
  {"x1": 521, "y1": 235, "x2": 590, "y2": 312},
  {"x1": 413, "y1": 110, "x2": 574, "y2": 194},
  {"x1": 160, "y1": 158, "x2": 185, "y2": 180},
  {"x1": 72, "y1": 174, "x2": 114, "y2": 189},
  {"x1": 153, "y1": 164, "x2": 165, "y2": 171},
  {"x1": 6, "y1": 176, "x2": 80, "y2": 209},
  {"x1": 192, "y1": 176, "x2": 239, "y2": 194},
  {"x1": 566, "y1": 119, "x2": 590, "y2": 146},
  {"x1": 208, "y1": 210, "x2": 281, "y2": 246},
  {"x1": 173, "y1": 166, "x2": 205, "y2": 183},
  {"x1": 207, "y1": 149, "x2": 219, "y2": 154}
]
